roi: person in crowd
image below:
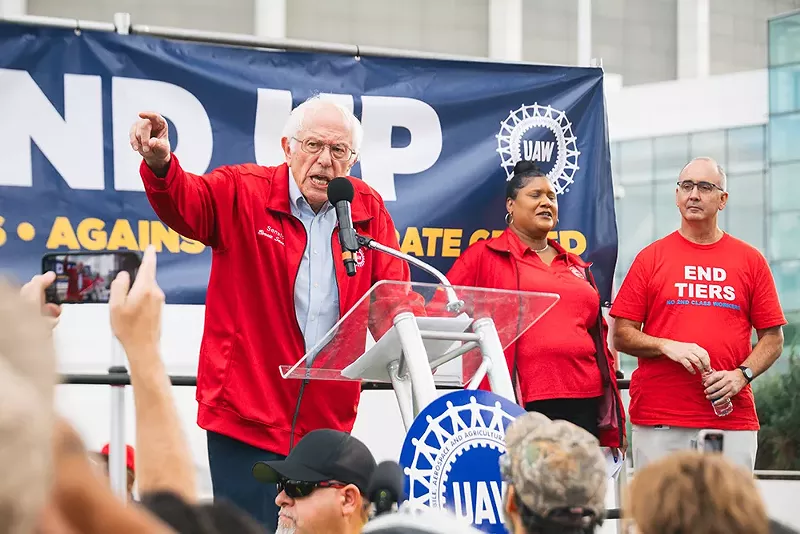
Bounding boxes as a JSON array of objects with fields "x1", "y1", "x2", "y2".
[
  {"x1": 62, "y1": 257, "x2": 84, "y2": 302},
  {"x1": 91, "y1": 443, "x2": 137, "y2": 501},
  {"x1": 442, "y1": 160, "x2": 625, "y2": 455},
  {"x1": 4, "y1": 248, "x2": 272, "y2": 534},
  {"x1": 129, "y1": 95, "x2": 412, "y2": 528},
  {"x1": 0, "y1": 270, "x2": 173, "y2": 534},
  {"x1": 499, "y1": 411, "x2": 607, "y2": 534},
  {"x1": 252, "y1": 428, "x2": 376, "y2": 534},
  {"x1": 611, "y1": 157, "x2": 786, "y2": 471},
  {"x1": 624, "y1": 451, "x2": 769, "y2": 534}
]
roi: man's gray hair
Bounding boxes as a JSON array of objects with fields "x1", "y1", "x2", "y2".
[
  {"x1": 281, "y1": 95, "x2": 364, "y2": 153},
  {"x1": 0, "y1": 280, "x2": 57, "y2": 534},
  {"x1": 681, "y1": 157, "x2": 727, "y2": 192}
]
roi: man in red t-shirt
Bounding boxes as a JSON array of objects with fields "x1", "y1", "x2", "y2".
[{"x1": 611, "y1": 157, "x2": 786, "y2": 471}]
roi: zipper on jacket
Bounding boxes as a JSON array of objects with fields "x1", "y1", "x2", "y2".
[
  {"x1": 287, "y1": 214, "x2": 309, "y2": 451},
  {"x1": 287, "y1": 215, "x2": 348, "y2": 450},
  {"x1": 511, "y1": 252, "x2": 523, "y2": 406}
]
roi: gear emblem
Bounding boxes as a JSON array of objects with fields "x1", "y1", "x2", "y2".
[
  {"x1": 398, "y1": 390, "x2": 526, "y2": 533},
  {"x1": 496, "y1": 103, "x2": 580, "y2": 195}
]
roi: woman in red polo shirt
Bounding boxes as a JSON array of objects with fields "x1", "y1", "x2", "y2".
[{"x1": 447, "y1": 161, "x2": 625, "y2": 450}]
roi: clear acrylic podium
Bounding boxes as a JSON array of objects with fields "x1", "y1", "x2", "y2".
[{"x1": 280, "y1": 280, "x2": 560, "y2": 430}]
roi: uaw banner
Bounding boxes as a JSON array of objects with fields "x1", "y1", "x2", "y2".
[{"x1": 0, "y1": 22, "x2": 618, "y2": 304}]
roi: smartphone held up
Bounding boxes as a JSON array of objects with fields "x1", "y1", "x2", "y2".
[{"x1": 42, "y1": 251, "x2": 142, "y2": 305}]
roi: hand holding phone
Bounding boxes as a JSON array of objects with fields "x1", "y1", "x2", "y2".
[
  {"x1": 19, "y1": 271, "x2": 63, "y2": 330},
  {"x1": 42, "y1": 251, "x2": 142, "y2": 305}
]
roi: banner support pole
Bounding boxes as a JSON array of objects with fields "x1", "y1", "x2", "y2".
[{"x1": 0, "y1": 13, "x2": 588, "y2": 67}]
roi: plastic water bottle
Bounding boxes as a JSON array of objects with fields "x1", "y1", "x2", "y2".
[{"x1": 702, "y1": 368, "x2": 733, "y2": 417}]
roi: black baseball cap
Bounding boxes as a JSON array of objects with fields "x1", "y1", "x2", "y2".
[{"x1": 252, "y1": 429, "x2": 377, "y2": 494}]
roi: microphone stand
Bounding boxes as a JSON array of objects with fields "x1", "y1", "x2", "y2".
[{"x1": 355, "y1": 234, "x2": 464, "y2": 314}]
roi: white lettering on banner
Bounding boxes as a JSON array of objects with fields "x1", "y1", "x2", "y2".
[
  {"x1": 0, "y1": 69, "x2": 445, "y2": 197},
  {"x1": 112, "y1": 77, "x2": 213, "y2": 192},
  {"x1": 523, "y1": 140, "x2": 555, "y2": 162},
  {"x1": 254, "y1": 89, "x2": 355, "y2": 168},
  {"x1": 674, "y1": 265, "x2": 736, "y2": 301},
  {"x1": 0, "y1": 68, "x2": 103, "y2": 189},
  {"x1": 360, "y1": 95, "x2": 443, "y2": 201}
]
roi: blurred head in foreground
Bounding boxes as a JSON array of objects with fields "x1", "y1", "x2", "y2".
[
  {"x1": 0, "y1": 279, "x2": 57, "y2": 534},
  {"x1": 500, "y1": 412, "x2": 607, "y2": 534},
  {"x1": 625, "y1": 451, "x2": 768, "y2": 534},
  {"x1": 361, "y1": 504, "x2": 481, "y2": 534}
]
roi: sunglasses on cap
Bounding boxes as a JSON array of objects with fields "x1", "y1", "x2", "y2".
[{"x1": 277, "y1": 479, "x2": 348, "y2": 499}]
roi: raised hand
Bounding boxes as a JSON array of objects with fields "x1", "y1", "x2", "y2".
[
  {"x1": 129, "y1": 112, "x2": 171, "y2": 175},
  {"x1": 109, "y1": 246, "x2": 164, "y2": 352}
]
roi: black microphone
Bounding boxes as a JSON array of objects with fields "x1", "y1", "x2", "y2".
[
  {"x1": 327, "y1": 177, "x2": 360, "y2": 277},
  {"x1": 367, "y1": 460, "x2": 405, "y2": 517}
]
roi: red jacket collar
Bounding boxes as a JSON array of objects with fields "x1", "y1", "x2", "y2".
[
  {"x1": 487, "y1": 227, "x2": 591, "y2": 268},
  {"x1": 265, "y1": 163, "x2": 371, "y2": 222}
]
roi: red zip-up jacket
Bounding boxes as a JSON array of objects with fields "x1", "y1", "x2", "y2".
[
  {"x1": 444, "y1": 229, "x2": 626, "y2": 448},
  {"x1": 140, "y1": 155, "x2": 412, "y2": 455}
]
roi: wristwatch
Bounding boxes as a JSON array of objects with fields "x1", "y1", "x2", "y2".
[{"x1": 738, "y1": 366, "x2": 754, "y2": 383}]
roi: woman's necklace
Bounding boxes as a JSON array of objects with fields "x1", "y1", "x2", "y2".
[{"x1": 532, "y1": 242, "x2": 549, "y2": 253}]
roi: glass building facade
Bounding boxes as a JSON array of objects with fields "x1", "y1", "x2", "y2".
[
  {"x1": 767, "y1": 10, "x2": 800, "y2": 359},
  {"x1": 610, "y1": 10, "x2": 800, "y2": 374}
]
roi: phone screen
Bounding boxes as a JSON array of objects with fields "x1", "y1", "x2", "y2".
[
  {"x1": 701, "y1": 432, "x2": 724, "y2": 453},
  {"x1": 42, "y1": 252, "x2": 142, "y2": 304}
]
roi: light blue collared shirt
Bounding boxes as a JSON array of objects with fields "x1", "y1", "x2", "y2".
[{"x1": 288, "y1": 172, "x2": 340, "y2": 353}]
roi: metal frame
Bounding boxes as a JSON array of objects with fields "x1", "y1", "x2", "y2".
[
  {"x1": 382, "y1": 317, "x2": 518, "y2": 428},
  {"x1": 107, "y1": 344, "x2": 129, "y2": 502},
  {"x1": 347, "y1": 237, "x2": 519, "y2": 422},
  {"x1": 392, "y1": 312, "x2": 439, "y2": 417},
  {"x1": 0, "y1": 12, "x2": 604, "y2": 69}
]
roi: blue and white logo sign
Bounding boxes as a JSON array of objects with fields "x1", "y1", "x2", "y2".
[
  {"x1": 496, "y1": 103, "x2": 581, "y2": 195},
  {"x1": 399, "y1": 390, "x2": 526, "y2": 533}
]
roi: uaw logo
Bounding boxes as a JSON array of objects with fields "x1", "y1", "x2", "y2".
[
  {"x1": 496, "y1": 103, "x2": 580, "y2": 195},
  {"x1": 355, "y1": 249, "x2": 366, "y2": 268},
  {"x1": 569, "y1": 265, "x2": 586, "y2": 280},
  {"x1": 398, "y1": 390, "x2": 526, "y2": 533}
]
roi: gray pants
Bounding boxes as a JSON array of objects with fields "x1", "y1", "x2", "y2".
[{"x1": 632, "y1": 424, "x2": 758, "y2": 472}]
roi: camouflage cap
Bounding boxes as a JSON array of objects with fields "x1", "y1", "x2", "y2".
[{"x1": 501, "y1": 412, "x2": 607, "y2": 519}]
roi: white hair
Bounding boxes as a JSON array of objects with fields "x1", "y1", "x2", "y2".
[
  {"x1": 681, "y1": 157, "x2": 727, "y2": 192},
  {"x1": 281, "y1": 95, "x2": 364, "y2": 153}
]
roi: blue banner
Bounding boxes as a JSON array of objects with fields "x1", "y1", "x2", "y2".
[{"x1": 0, "y1": 22, "x2": 617, "y2": 304}]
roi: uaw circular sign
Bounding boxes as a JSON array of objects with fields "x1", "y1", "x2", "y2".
[
  {"x1": 399, "y1": 390, "x2": 526, "y2": 533},
  {"x1": 496, "y1": 102, "x2": 580, "y2": 196}
]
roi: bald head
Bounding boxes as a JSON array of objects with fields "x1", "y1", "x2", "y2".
[{"x1": 680, "y1": 157, "x2": 727, "y2": 192}]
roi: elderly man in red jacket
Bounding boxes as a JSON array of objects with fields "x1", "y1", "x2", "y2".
[{"x1": 129, "y1": 96, "x2": 411, "y2": 530}]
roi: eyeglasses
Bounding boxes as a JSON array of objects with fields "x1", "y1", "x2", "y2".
[
  {"x1": 677, "y1": 180, "x2": 725, "y2": 194},
  {"x1": 277, "y1": 479, "x2": 347, "y2": 499},
  {"x1": 293, "y1": 137, "x2": 356, "y2": 161}
]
